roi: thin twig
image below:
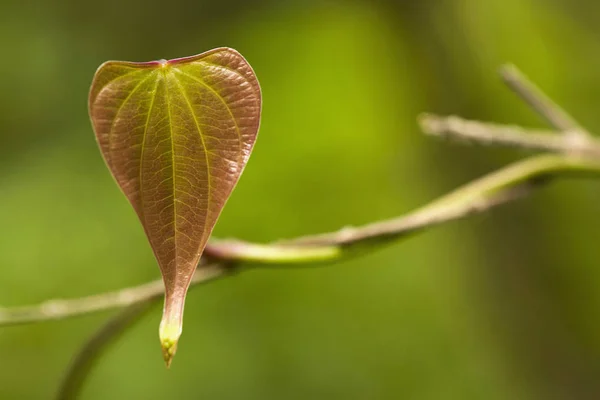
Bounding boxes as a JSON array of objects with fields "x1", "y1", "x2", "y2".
[
  {"x1": 222, "y1": 155, "x2": 600, "y2": 250},
  {"x1": 499, "y1": 64, "x2": 589, "y2": 137},
  {"x1": 2, "y1": 154, "x2": 600, "y2": 328},
  {"x1": 419, "y1": 113, "x2": 600, "y2": 157},
  {"x1": 0, "y1": 263, "x2": 228, "y2": 327},
  {"x1": 55, "y1": 301, "x2": 156, "y2": 400}
]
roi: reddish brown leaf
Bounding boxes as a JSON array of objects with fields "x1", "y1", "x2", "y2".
[{"x1": 88, "y1": 48, "x2": 261, "y2": 366}]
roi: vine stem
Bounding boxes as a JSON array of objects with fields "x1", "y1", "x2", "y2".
[
  {"x1": 5, "y1": 65, "x2": 597, "y2": 328},
  {"x1": 2, "y1": 153, "x2": 600, "y2": 329}
]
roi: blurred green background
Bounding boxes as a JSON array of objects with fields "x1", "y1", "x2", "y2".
[{"x1": 2, "y1": 0, "x2": 600, "y2": 398}]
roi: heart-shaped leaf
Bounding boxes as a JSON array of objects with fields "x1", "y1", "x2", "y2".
[{"x1": 88, "y1": 48, "x2": 262, "y2": 366}]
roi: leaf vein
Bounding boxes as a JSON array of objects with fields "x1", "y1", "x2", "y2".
[
  {"x1": 172, "y1": 68, "x2": 243, "y2": 172},
  {"x1": 138, "y1": 72, "x2": 161, "y2": 235}
]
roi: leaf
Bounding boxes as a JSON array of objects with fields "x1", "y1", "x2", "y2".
[{"x1": 88, "y1": 48, "x2": 262, "y2": 366}]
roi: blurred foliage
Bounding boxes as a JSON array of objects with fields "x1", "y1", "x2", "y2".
[{"x1": 1, "y1": 0, "x2": 600, "y2": 399}]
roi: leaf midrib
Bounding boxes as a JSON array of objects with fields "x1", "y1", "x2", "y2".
[
  {"x1": 163, "y1": 70, "x2": 180, "y2": 274},
  {"x1": 169, "y1": 70, "x2": 213, "y2": 254}
]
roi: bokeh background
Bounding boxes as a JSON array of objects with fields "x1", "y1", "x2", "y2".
[{"x1": 2, "y1": 0, "x2": 600, "y2": 399}]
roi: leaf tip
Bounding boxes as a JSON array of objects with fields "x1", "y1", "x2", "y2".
[
  {"x1": 161, "y1": 338, "x2": 178, "y2": 368},
  {"x1": 159, "y1": 321, "x2": 181, "y2": 368}
]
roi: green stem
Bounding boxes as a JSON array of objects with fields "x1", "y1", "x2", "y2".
[{"x1": 2, "y1": 154, "x2": 597, "y2": 328}]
